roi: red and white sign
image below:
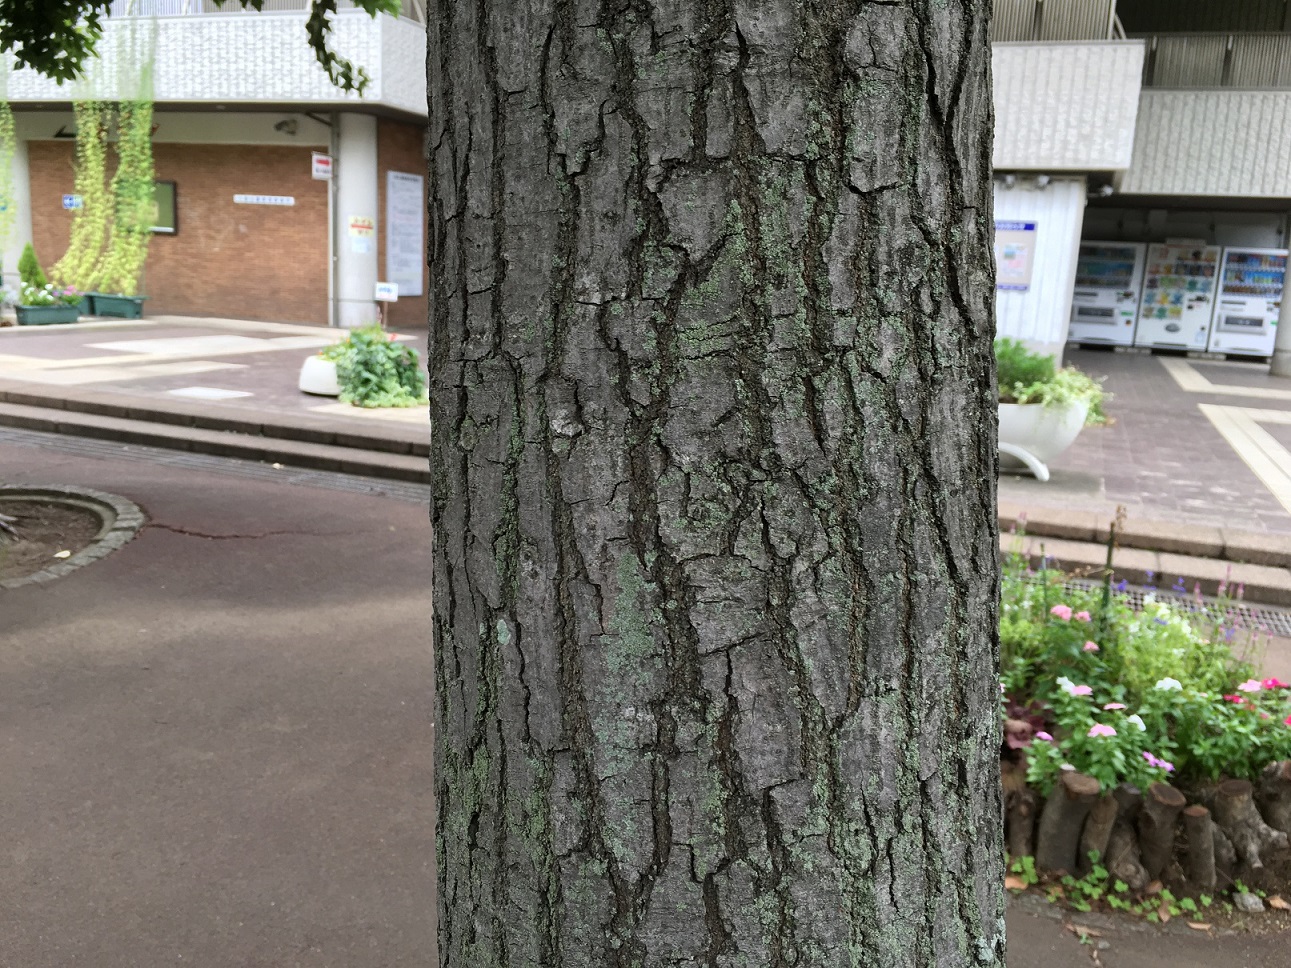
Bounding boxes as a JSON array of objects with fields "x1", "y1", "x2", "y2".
[{"x1": 312, "y1": 152, "x2": 333, "y2": 180}]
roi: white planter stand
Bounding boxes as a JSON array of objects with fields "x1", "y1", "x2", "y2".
[
  {"x1": 998, "y1": 401, "x2": 1088, "y2": 482},
  {"x1": 299, "y1": 355, "x2": 341, "y2": 396}
]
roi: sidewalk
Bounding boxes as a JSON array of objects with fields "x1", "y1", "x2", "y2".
[{"x1": 0, "y1": 314, "x2": 430, "y2": 480}]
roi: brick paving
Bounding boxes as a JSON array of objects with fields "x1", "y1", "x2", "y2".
[{"x1": 1002, "y1": 348, "x2": 1291, "y2": 535}]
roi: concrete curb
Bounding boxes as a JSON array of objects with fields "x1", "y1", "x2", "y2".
[
  {"x1": 0, "y1": 383, "x2": 428, "y2": 457},
  {"x1": 1000, "y1": 502, "x2": 1290, "y2": 571},
  {"x1": 0, "y1": 485, "x2": 146, "y2": 590}
]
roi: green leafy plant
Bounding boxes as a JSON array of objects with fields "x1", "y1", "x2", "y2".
[
  {"x1": 320, "y1": 325, "x2": 428, "y2": 409},
  {"x1": 51, "y1": 100, "x2": 113, "y2": 290},
  {"x1": 995, "y1": 337, "x2": 1108, "y2": 425},
  {"x1": 18, "y1": 243, "x2": 48, "y2": 292},
  {"x1": 19, "y1": 283, "x2": 83, "y2": 308}
]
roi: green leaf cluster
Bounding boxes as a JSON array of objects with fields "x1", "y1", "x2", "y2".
[
  {"x1": 18, "y1": 243, "x2": 48, "y2": 291},
  {"x1": 995, "y1": 338, "x2": 1109, "y2": 425},
  {"x1": 320, "y1": 325, "x2": 427, "y2": 409},
  {"x1": 51, "y1": 100, "x2": 113, "y2": 290}
]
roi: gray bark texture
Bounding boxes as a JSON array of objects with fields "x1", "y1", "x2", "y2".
[{"x1": 428, "y1": 1, "x2": 1002, "y2": 965}]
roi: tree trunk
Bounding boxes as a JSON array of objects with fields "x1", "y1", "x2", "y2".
[
  {"x1": 1035, "y1": 772, "x2": 1100, "y2": 874},
  {"x1": 1183, "y1": 805, "x2": 1216, "y2": 891},
  {"x1": 1258, "y1": 760, "x2": 1291, "y2": 834},
  {"x1": 1137, "y1": 782, "x2": 1186, "y2": 881},
  {"x1": 429, "y1": 1, "x2": 1001, "y2": 966},
  {"x1": 1078, "y1": 794, "x2": 1119, "y2": 875},
  {"x1": 1213, "y1": 779, "x2": 1289, "y2": 870}
]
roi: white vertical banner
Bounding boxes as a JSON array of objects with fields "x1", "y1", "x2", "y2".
[{"x1": 386, "y1": 171, "x2": 425, "y2": 298}]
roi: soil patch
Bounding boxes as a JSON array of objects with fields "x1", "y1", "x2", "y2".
[{"x1": 0, "y1": 499, "x2": 104, "y2": 583}]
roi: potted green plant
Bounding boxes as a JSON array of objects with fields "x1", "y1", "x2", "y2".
[
  {"x1": 996, "y1": 338, "x2": 1106, "y2": 481},
  {"x1": 14, "y1": 244, "x2": 82, "y2": 325},
  {"x1": 301, "y1": 325, "x2": 427, "y2": 408}
]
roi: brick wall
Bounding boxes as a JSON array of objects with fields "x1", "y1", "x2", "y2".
[
  {"x1": 29, "y1": 141, "x2": 330, "y2": 324},
  {"x1": 376, "y1": 118, "x2": 429, "y2": 332}
]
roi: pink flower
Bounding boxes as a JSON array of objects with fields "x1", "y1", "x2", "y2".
[
  {"x1": 1224, "y1": 695, "x2": 1245, "y2": 704},
  {"x1": 1238, "y1": 679, "x2": 1263, "y2": 693},
  {"x1": 1035, "y1": 731, "x2": 1053, "y2": 742},
  {"x1": 1143, "y1": 751, "x2": 1160, "y2": 767},
  {"x1": 1103, "y1": 702, "x2": 1127, "y2": 710},
  {"x1": 1050, "y1": 605, "x2": 1073, "y2": 621},
  {"x1": 1075, "y1": 611, "x2": 1092, "y2": 622},
  {"x1": 1160, "y1": 760, "x2": 1175, "y2": 773},
  {"x1": 1083, "y1": 641, "x2": 1100, "y2": 652},
  {"x1": 1284, "y1": 714, "x2": 1291, "y2": 727},
  {"x1": 1071, "y1": 684, "x2": 1093, "y2": 696},
  {"x1": 1088, "y1": 724, "x2": 1117, "y2": 738},
  {"x1": 1263, "y1": 678, "x2": 1288, "y2": 690}
]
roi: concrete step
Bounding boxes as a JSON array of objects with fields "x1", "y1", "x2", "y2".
[
  {"x1": 0, "y1": 385, "x2": 428, "y2": 457},
  {"x1": 0, "y1": 401, "x2": 429, "y2": 484},
  {"x1": 1001, "y1": 531, "x2": 1291, "y2": 608},
  {"x1": 1000, "y1": 501, "x2": 1291, "y2": 571}
]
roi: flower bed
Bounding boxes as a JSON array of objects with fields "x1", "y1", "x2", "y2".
[{"x1": 1001, "y1": 535, "x2": 1291, "y2": 910}]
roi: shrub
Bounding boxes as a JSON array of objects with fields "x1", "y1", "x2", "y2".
[
  {"x1": 320, "y1": 325, "x2": 427, "y2": 409},
  {"x1": 18, "y1": 243, "x2": 47, "y2": 291},
  {"x1": 995, "y1": 337, "x2": 1108, "y2": 425}
]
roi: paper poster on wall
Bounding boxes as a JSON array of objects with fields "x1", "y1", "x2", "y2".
[
  {"x1": 994, "y1": 220, "x2": 1037, "y2": 292},
  {"x1": 386, "y1": 171, "x2": 425, "y2": 297},
  {"x1": 348, "y1": 215, "x2": 375, "y2": 255}
]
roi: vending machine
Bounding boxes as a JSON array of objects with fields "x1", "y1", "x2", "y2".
[
  {"x1": 1068, "y1": 241, "x2": 1146, "y2": 346},
  {"x1": 1206, "y1": 247, "x2": 1286, "y2": 358},
  {"x1": 1134, "y1": 244, "x2": 1223, "y2": 351}
]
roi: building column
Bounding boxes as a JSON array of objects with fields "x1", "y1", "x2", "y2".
[
  {"x1": 334, "y1": 112, "x2": 379, "y2": 329},
  {"x1": 1273, "y1": 283, "x2": 1291, "y2": 378},
  {"x1": 2, "y1": 138, "x2": 33, "y2": 293}
]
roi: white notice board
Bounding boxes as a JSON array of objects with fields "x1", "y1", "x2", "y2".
[{"x1": 386, "y1": 171, "x2": 424, "y2": 297}]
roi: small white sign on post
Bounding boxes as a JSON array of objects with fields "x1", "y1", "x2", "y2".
[
  {"x1": 375, "y1": 281, "x2": 399, "y2": 303},
  {"x1": 63, "y1": 194, "x2": 84, "y2": 210},
  {"x1": 312, "y1": 152, "x2": 333, "y2": 180},
  {"x1": 234, "y1": 194, "x2": 296, "y2": 206}
]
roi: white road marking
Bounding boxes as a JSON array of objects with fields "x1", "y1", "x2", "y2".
[
  {"x1": 1159, "y1": 357, "x2": 1291, "y2": 402},
  {"x1": 167, "y1": 386, "x2": 254, "y2": 400},
  {"x1": 1198, "y1": 404, "x2": 1291, "y2": 516}
]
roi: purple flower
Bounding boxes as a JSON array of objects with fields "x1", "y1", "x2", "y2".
[{"x1": 1035, "y1": 731, "x2": 1053, "y2": 742}]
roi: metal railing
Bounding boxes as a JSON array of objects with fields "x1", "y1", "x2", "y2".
[
  {"x1": 991, "y1": 0, "x2": 1118, "y2": 42},
  {"x1": 107, "y1": 0, "x2": 425, "y2": 21},
  {"x1": 1141, "y1": 32, "x2": 1291, "y2": 88}
]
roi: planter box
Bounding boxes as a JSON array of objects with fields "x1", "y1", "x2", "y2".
[
  {"x1": 998, "y1": 401, "x2": 1089, "y2": 482},
  {"x1": 298, "y1": 355, "x2": 341, "y2": 396},
  {"x1": 15, "y1": 304, "x2": 81, "y2": 326},
  {"x1": 90, "y1": 294, "x2": 147, "y2": 319}
]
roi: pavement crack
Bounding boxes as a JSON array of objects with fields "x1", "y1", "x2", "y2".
[{"x1": 147, "y1": 523, "x2": 355, "y2": 541}]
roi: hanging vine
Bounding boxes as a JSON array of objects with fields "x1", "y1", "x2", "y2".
[
  {"x1": 0, "y1": 60, "x2": 18, "y2": 264},
  {"x1": 51, "y1": 99, "x2": 113, "y2": 290},
  {"x1": 94, "y1": 92, "x2": 153, "y2": 295}
]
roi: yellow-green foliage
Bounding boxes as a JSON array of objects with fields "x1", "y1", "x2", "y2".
[
  {"x1": 95, "y1": 92, "x2": 154, "y2": 296},
  {"x1": 51, "y1": 100, "x2": 112, "y2": 289}
]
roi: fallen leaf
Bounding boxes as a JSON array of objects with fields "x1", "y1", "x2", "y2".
[
  {"x1": 1146, "y1": 880, "x2": 1163, "y2": 895},
  {"x1": 1187, "y1": 922, "x2": 1212, "y2": 931},
  {"x1": 1268, "y1": 895, "x2": 1290, "y2": 911},
  {"x1": 1157, "y1": 901, "x2": 1171, "y2": 923},
  {"x1": 1065, "y1": 923, "x2": 1102, "y2": 938},
  {"x1": 1005, "y1": 875, "x2": 1028, "y2": 891},
  {"x1": 52, "y1": 550, "x2": 71, "y2": 558}
]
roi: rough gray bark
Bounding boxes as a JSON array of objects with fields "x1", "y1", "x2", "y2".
[
  {"x1": 428, "y1": 1, "x2": 1001, "y2": 965},
  {"x1": 1035, "y1": 772, "x2": 1100, "y2": 874},
  {"x1": 1183, "y1": 805, "x2": 1216, "y2": 891},
  {"x1": 1137, "y1": 782, "x2": 1186, "y2": 881}
]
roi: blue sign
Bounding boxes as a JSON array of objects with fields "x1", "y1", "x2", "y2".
[{"x1": 62, "y1": 194, "x2": 83, "y2": 210}]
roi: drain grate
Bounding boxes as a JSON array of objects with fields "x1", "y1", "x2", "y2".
[{"x1": 1064, "y1": 577, "x2": 1291, "y2": 639}]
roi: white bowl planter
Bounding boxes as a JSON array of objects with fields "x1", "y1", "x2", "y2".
[
  {"x1": 998, "y1": 400, "x2": 1089, "y2": 482},
  {"x1": 299, "y1": 355, "x2": 341, "y2": 396}
]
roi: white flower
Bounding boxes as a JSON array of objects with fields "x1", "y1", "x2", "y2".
[
  {"x1": 1056, "y1": 676, "x2": 1075, "y2": 695},
  {"x1": 1127, "y1": 714, "x2": 1147, "y2": 732},
  {"x1": 1154, "y1": 677, "x2": 1182, "y2": 691}
]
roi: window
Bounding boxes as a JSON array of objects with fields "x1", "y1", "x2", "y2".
[{"x1": 151, "y1": 180, "x2": 177, "y2": 235}]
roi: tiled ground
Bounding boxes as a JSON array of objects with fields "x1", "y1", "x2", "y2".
[
  {"x1": 1002, "y1": 348, "x2": 1291, "y2": 534},
  {"x1": 0, "y1": 316, "x2": 430, "y2": 430}
]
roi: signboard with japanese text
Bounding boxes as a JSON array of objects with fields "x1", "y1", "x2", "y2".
[
  {"x1": 995, "y1": 220, "x2": 1037, "y2": 292},
  {"x1": 386, "y1": 171, "x2": 425, "y2": 297}
]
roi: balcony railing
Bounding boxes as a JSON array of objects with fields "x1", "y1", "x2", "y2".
[
  {"x1": 991, "y1": 0, "x2": 1119, "y2": 42},
  {"x1": 107, "y1": 0, "x2": 425, "y2": 22},
  {"x1": 1140, "y1": 32, "x2": 1291, "y2": 87}
]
